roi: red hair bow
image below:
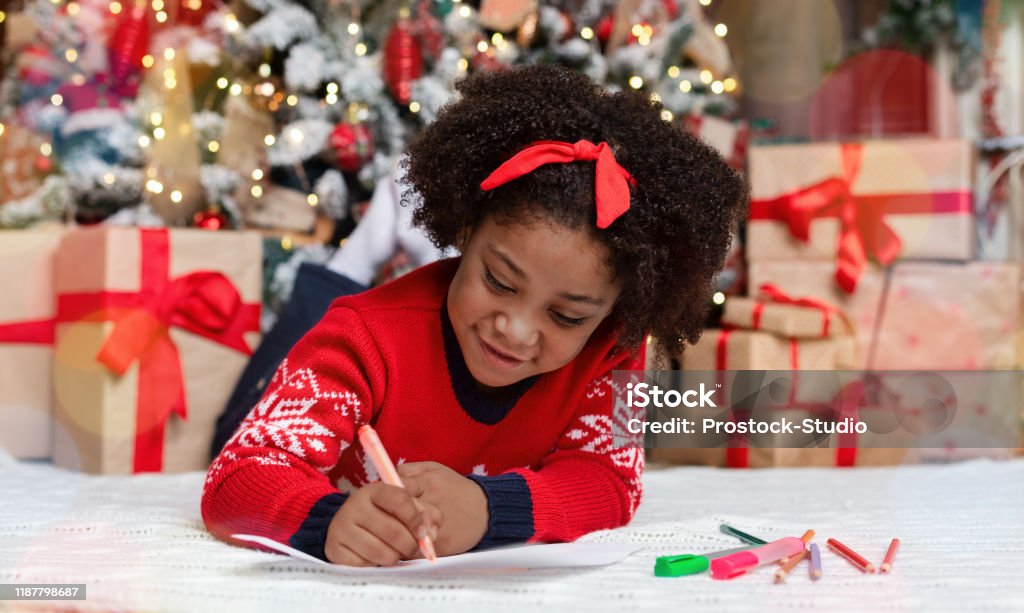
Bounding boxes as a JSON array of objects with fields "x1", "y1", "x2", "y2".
[{"x1": 479, "y1": 140, "x2": 635, "y2": 229}]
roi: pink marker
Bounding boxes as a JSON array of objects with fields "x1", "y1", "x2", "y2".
[{"x1": 711, "y1": 537, "x2": 806, "y2": 580}]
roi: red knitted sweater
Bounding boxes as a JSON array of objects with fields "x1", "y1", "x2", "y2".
[{"x1": 202, "y1": 257, "x2": 644, "y2": 558}]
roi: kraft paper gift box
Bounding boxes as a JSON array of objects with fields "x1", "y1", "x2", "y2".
[
  {"x1": 721, "y1": 290, "x2": 851, "y2": 339},
  {"x1": 51, "y1": 227, "x2": 262, "y2": 474},
  {"x1": 747, "y1": 139, "x2": 975, "y2": 293},
  {"x1": 748, "y1": 260, "x2": 1020, "y2": 370},
  {"x1": 649, "y1": 330, "x2": 857, "y2": 467},
  {"x1": 681, "y1": 329, "x2": 856, "y2": 372},
  {"x1": 0, "y1": 229, "x2": 62, "y2": 459}
]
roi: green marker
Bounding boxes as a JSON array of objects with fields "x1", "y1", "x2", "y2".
[
  {"x1": 719, "y1": 523, "x2": 768, "y2": 546},
  {"x1": 654, "y1": 545, "x2": 758, "y2": 577}
]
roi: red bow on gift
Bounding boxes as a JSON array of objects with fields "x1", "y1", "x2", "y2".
[
  {"x1": 58, "y1": 229, "x2": 260, "y2": 473},
  {"x1": 480, "y1": 140, "x2": 635, "y2": 229},
  {"x1": 755, "y1": 283, "x2": 847, "y2": 337},
  {"x1": 749, "y1": 143, "x2": 970, "y2": 293}
]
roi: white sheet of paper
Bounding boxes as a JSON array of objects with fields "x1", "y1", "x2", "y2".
[{"x1": 232, "y1": 534, "x2": 642, "y2": 574}]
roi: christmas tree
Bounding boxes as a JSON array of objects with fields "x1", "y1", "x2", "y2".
[{"x1": 0, "y1": 0, "x2": 737, "y2": 229}]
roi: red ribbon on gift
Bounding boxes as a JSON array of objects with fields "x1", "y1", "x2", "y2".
[
  {"x1": 56, "y1": 229, "x2": 260, "y2": 473},
  {"x1": 0, "y1": 319, "x2": 55, "y2": 344},
  {"x1": 752, "y1": 283, "x2": 845, "y2": 338},
  {"x1": 716, "y1": 329, "x2": 860, "y2": 467},
  {"x1": 748, "y1": 142, "x2": 972, "y2": 293}
]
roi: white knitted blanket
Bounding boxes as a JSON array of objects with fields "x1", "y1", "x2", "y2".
[{"x1": 1, "y1": 453, "x2": 1021, "y2": 612}]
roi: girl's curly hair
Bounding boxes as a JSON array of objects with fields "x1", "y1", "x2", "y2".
[{"x1": 402, "y1": 64, "x2": 748, "y2": 357}]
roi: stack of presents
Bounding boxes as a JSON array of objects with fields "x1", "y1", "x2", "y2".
[
  {"x1": 0, "y1": 227, "x2": 262, "y2": 473},
  {"x1": 651, "y1": 135, "x2": 1024, "y2": 468}
]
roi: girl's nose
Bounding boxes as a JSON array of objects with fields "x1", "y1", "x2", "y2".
[{"x1": 494, "y1": 312, "x2": 539, "y2": 349}]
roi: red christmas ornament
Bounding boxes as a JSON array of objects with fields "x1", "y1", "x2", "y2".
[
  {"x1": 595, "y1": 14, "x2": 614, "y2": 44},
  {"x1": 662, "y1": 0, "x2": 680, "y2": 20},
  {"x1": 329, "y1": 120, "x2": 375, "y2": 173},
  {"x1": 108, "y1": 6, "x2": 151, "y2": 85},
  {"x1": 415, "y1": 2, "x2": 445, "y2": 62},
  {"x1": 383, "y1": 10, "x2": 423, "y2": 105},
  {"x1": 193, "y1": 208, "x2": 228, "y2": 230}
]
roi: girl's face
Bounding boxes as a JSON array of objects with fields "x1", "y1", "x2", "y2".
[{"x1": 447, "y1": 214, "x2": 621, "y2": 390}]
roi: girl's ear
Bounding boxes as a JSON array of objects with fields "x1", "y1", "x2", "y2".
[{"x1": 455, "y1": 225, "x2": 472, "y2": 251}]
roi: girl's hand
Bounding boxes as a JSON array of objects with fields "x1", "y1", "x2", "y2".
[
  {"x1": 397, "y1": 462, "x2": 489, "y2": 556},
  {"x1": 325, "y1": 480, "x2": 443, "y2": 566}
]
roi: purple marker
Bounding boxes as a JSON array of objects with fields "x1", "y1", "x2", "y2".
[{"x1": 809, "y1": 543, "x2": 822, "y2": 580}]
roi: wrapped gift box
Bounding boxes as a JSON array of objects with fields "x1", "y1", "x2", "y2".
[
  {"x1": 682, "y1": 329, "x2": 856, "y2": 371},
  {"x1": 0, "y1": 229, "x2": 62, "y2": 459},
  {"x1": 51, "y1": 227, "x2": 262, "y2": 474},
  {"x1": 747, "y1": 139, "x2": 975, "y2": 292},
  {"x1": 748, "y1": 260, "x2": 1020, "y2": 369},
  {"x1": 721, "y1": 290, "x2": 850, "y2": 339}
]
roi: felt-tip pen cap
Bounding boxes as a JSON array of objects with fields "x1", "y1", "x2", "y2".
[
  {"x1": 654, "y1": 554, "x2": 709, "y2": 577},
  {"x1": 710, "y1": 537, "x2": 806, "y2": 580}
]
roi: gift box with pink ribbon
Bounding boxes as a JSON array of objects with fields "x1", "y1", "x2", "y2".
[
  {"x1": 0, "y1": 229, "x2": 63, "y2": 459},
  {"x1": 51, "y1": 227, "x2": 262, "y2": 474},
  {"x1": 747, "y1": 139, "x2": 975, "y2": 293}
]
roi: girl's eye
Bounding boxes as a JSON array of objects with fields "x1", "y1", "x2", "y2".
[
  {"x1": 484, "y1": 269, "x2": 513, "y2": 293},
  {"x1": 551, "y1": 311, "x2": 585, "y2": 327}
]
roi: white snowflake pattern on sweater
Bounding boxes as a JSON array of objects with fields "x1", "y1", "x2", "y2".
[
  {"x1": 562, "y1": 367, "x2": 645, "y2": 514},
  {"x1": 220, "y1": 359, "x2": 362, "y2": 474}
]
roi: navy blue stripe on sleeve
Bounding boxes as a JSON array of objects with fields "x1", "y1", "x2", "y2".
[
  {"x1": 467, "y1": 473, "x2": 535, "y2": 550},
  {"x1": 289, "y1": 492, "x2": 348, "y2": 561}
]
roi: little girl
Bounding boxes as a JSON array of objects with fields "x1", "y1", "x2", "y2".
[{"x1": 202, "y1": 65, "x2": 746, "y2": 566}]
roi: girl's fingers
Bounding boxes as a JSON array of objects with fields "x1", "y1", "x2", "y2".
[
  {"x1": 345, "y1": 523, "x2": 407, "y2": 566},
  {"x1": 356, "y1": 511, "x2": 421, "y2": 560},
  {"x1": 327, "y1": 540, "x2": 377, "y2": 567},
  {"x1": 396, "y1": 461, "x2": 444, "y2": 478},
  {"x1": 370, "y1": 484, "x2": 439, "y2": 538}
]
